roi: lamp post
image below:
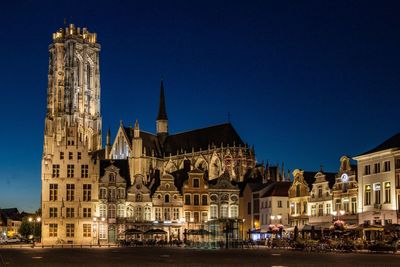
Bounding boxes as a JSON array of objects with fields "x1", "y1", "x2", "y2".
[
  {"x1": 28, "y1": 216, "x2": 41, "y2": 243},
  {"x1": 331, "y1": 210, "x2": 345, "y2": 221}
]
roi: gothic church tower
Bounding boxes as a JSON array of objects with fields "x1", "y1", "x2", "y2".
[{"x1": 41, "y1": 24, "x2": 101, "y2": 245}]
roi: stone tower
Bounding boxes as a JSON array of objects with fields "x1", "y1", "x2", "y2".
[
  {"x1": 44, "y1": 24, "x2": 102, "y2": 153},
  {"x1": 41, "y1": 24, "x2": 101, "y2": 245}
]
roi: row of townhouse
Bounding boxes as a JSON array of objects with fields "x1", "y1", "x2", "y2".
[
  {"x1": 43, "y1": 158, "x2": 241, "y2": 245},
  {"x1": 242, "y1": 133, "x2": 400, "y2": 236}
]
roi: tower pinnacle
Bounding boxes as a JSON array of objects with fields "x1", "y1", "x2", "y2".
[{"x1": 156, "y1": 80, "x2": 168, "y2": 135}]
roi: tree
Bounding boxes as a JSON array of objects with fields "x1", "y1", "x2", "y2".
[{"x1": 19, "y1": 217, "x2": 33, "y2": 238}]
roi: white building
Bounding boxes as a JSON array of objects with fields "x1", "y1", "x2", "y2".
[
  {"x1": 354, "y1": 133, "x2": 400, "y2": 225},
  {"x1": 260, "y1": 182, "x2": 291, "y2": 230}
]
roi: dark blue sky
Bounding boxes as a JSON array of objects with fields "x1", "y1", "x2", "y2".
[{"x1": 1, "y1": 0, "x2": 400, "y2": 212}]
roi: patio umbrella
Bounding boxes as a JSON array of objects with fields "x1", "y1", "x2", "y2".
[
  {"x1": 125, "y1": 228, "x2": 143, "y2": 235},
  {"x1": 144, "y1": 229, "x2": 167, "y2": 235}
]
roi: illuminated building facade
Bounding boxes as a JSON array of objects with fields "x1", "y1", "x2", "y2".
[
  {"x1": 41, "y1": 24, "x2": 101, "y2": 245},
  {"x1": 354, "y1": 133, "x2": 400, "y2": 225}
]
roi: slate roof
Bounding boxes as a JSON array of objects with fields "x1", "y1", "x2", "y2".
[
  {"x1": 261, "y1": 181, "x2": 291, "y2": 198},
  {"x1": 357, "y1": 132, "x2": 400, "y2": 156},
  {"x1": 122, "y1": 123, "x2": 245, "y2": 158},
  {"x1": 163, "y1": 123, "x2": 245, "y2": 156},
  {"x1": 0, "y1": 208, "x2": 23, "y2": 222}
]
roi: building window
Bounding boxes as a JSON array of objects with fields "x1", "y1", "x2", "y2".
[
  {"x1": 201, "y1": 195, "x2": 208, "y2": 205},
  {"x1": 67, "y1": 164, "x2": 74, "y2": 178},
  {"x1": 193, "y1": 211, "x2": 199, "y2": 222},
  {"x1": 49, "y1": 207, "x2": 58, "y2": 218},
  {"x1": 155, "y1": 208, "x2": 161, "y2": 221},
  {"x1": 77, "y1": 152, "x2": 81, "y2": 160},
  {"x1": 303, "y1": 202, "x2": 307, "y2": 214},
  {"x1": 326, "y1": 203, "x2": 331, "y2": 215},
  {"x1": 66, "y1": 224, "x2": 74, "y2": 237},
  {"x1": 318, "y1": 204, "x2": 323, "y2": 216},
  {"x1": 99, "y1": 224, "x2": 106, "y2": 239},
  {"x1": 164, "y1": 208, "x2": 171, "y2": 220},
  {"x1": 210, "y1": 205, "x2": 218, "y2": 219},
  {"x1": 165, "y1": 194, "x2": 170, "y2": 203},
  {"x1": 145, "y1": 206, "x2": 151, "y2": 221},
  {"x1": 351, "y1": 198, "x2": 357, "y2": 214},
  {"x1": 193, "y1": 178, "x2": 200, "y2": 188},
  {"x1": 220, "y1": 205, "x2": 228, "y2": 218},
  {"x1": 99, "y1": 204, "x2": 106, "y2": 218},
  {"x1": 296, "y1": 203, "x2": 301, "y2": 215},
  {"x1": 83, "y1": 208, "x2": 91, "y2": 218},
  {"x1": 52, "y1": 164, "x2": 60, "y2": 178},
  {"x1": 396, "y1": 159, "x2": 400, "y2": 169},
  {"x1": 384, "y1": 161, "x2": 391, "y2": 172},
  {"x1": 83, "y1": 184, "x2": 91, "y2": 201},
  {"x1": 49, "y1": 224, "x2": 58, "y2": 237},
  {"x1": 108, "y1": 205, "x2": 116, "y2": 218},
  {"x1": 277, "y1": 200, "x2": 282, "y2": 208},
  {"x1": 296, "y1": 184, "x2": 301, "y2": 197},
  {"x1": 60, "y1": 152, "x2": 64, "y2": 160},
  {"x1": 100, "y1": 188, "x2": 107, "y2": 199},
  {"x1": 109, "y1": 188, "x2": 116, "y2": 200},
  {"x1": 135, "y1": 207, "x2": 142, "y2": 221},
  {"x1": 185, "y1": 211, "x2": 190, "y2": 222},
  {"x1": 365, "y1": 165, "x2": 371, "y2": 175},
  {"x1": 374, "y1": 163, "x2": 380, "y2": 174},
  {"x1": 247, "y1": 202, "x2": 251, "y2": 215},
  {"x1": 343, "y1": 200, "x2": 349, "y2": 212},
  {"x1": 109, "y1": 173, "x2": 116, "y2": 183},
  {"x1": 66, "y1": 207, "x2": 74, "y2": 218},
  {"x1": 49, "y1": 184, "x2": 58, "y2": 201},
  {"x1": 66, "y1": 184, "x2": 75, "y2": 201},
  {"x1": 318, "y1": 186, "x2": 322, "y2": 198},
  {"x1": 118, "y1": 188, "x2": 125, "y2": 199},
  {"x1": 69, "y1": 152, "x2": 73, "y2": 160},
  {"x1": 311, "y1": 205, "x2": 316, "y2": 216},
  {"x1": 384, "y1": 182, "x2": 391, "y2": 203},
  {"x1": 193, "y1": 195, "x2": 199, "y2": 206},
  {"x1": 83, "y1": 224, "x2": 91, "y2": 237},
  {"x1": 365, "y1": 185, "x2": 371, "y2": 205},
  {"x1": 173, "y1": 208, "x2": 179, "y2": 221},
  {"x1": 184, "y1": 195, "x2": 190, "y2": 205},
  {"x1": 117, "y1": 205, "x2": 125, "y2": 218},
  {"x1": 335, "y1": 199, "x2": 341, "y2": 211},
  {"x1": 81, "y1": 165, "x2": 89, "y2": 178},
  {"x1": 374, "y1": 183, "x2": 381, "y2": 204},
  {"x1": 202, "y1": 212, "x2": 208, "y2": 222},
  {"x1": 230, "y1": 205, "x2": 238, "y2": 218}
]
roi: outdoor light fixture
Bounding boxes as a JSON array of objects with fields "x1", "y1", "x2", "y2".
[
  {"x1": 331, "y1": 211, "x2": 337, "y2": 216},
  {"x1": 277, "y1": 215, "x2": 282, "y2": 220},
  {"x1": 270, "y1": 215, "x2": 275, "y2": 220},
  {"x1": 339, "y1": 210, "x2": 345, "y2": 216}
]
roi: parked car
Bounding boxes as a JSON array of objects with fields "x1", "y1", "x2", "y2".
[{"x1": 5, "y1": 238, "x2": 21, "y2": 244}]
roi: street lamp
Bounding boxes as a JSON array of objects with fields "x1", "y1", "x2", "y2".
[
  {"x1": 332, "y1": 210, "x2": 345, "y2": 221},
  {"x1": 28, "y1": 216, "x2": 41, "y2": 243}
]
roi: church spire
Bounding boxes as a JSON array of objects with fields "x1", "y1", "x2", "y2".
[
  {"x1": 157, "y1": 80, "x2": 168, "y2": 120},
  {"x1": 156, "y1": 80, "x2": 168, "y2": 135}
]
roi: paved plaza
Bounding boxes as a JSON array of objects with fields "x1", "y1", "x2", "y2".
[{"x1": 0, "y1": 247, "x2": 399, "y2": 267}]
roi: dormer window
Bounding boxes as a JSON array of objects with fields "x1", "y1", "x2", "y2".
[{"x1": 109, "y1": 173, "x2": 116, "y2": 183}]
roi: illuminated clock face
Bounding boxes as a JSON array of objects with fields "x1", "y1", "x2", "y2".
[{"x1": 341, "y1": 173, "x2": 349, "y2": 182}]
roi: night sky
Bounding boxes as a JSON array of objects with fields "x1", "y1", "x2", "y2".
[{"x1": 1, "y1": 0, "x2": 400, "y2": 212}]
